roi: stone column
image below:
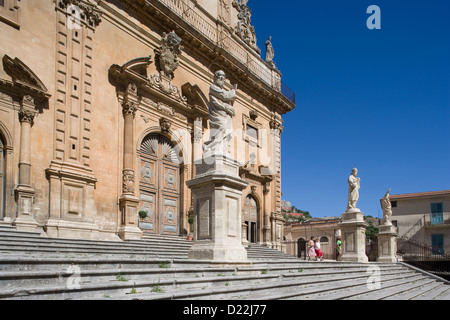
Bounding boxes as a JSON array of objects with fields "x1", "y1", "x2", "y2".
[
  {"x1": 14, "y1": 95, "x2": 38, "y2": 232},
  {"x1": 262, "y1": 182, "x2": 272, "y2": 247},
  {"x1": 339, "y1": 211, "x2": 369, "y2": 263},
  {"x1": 118, "y1": 84, "x2": 142, "y2": 240},
  {"x1": 377, "y1": 224, "x2": 398, "y2": 263},
  {"x1": 186, "y1": 154, "x2": 249, "y2": 263}
]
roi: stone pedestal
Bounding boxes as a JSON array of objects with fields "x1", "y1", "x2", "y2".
[
  {"x1": 186, "y1": 154, "x2": 249, "y2": 263},
  {"x1": 13, "y1": 185, "x2": 38, "y2": 232},
  {"x1": 377, "y1": 224, "x2": 398, "y2": 263},
  {"x1": 118, "y1": 195, "x2": 142, "y2": 240},
  {"x1": 339, "y1": 210, "x2": 369, "y2": 263}
]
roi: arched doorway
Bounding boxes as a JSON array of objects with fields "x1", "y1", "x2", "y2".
[
  {"x1": 138, "y1": 133, "x2": 181, "y2": 235},
  {"x1": 244, "y1": 194, "x2": 258, "y2": 243}
]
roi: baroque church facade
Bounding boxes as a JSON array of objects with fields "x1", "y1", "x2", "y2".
[{"x1": 0, "y1": 0, "x2": 295, "y2": 249}]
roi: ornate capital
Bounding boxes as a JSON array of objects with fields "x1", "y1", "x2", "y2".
[
  {"x1": 269, "y1": 119, "x2": 283, "y2": 134},
  {"x1": 18, "y1": 108, "x2": 36, "y2": 125},
  {"x1": 19, "y1": 95, "x2": 37, "y2": 125},
  {"x1": 122, "y1": 100, "x2": 138, "y2": 118}
]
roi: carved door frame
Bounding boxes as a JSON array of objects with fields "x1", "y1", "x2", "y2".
[
  {"x1": 244, "y1": 194, "x2": 259, "y2": 243},
  {"x1": 138, "y1": 133, "x2": 181, "y2": 235}
]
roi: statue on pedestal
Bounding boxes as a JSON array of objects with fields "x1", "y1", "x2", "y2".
[
  {"x1": 203, "y1": 70, "x2": 237, "y2": 157},
  {"x1": 265, "y1": 36, "x2": 275, "y2": 68},
  {"x1": 347, "y1": 168, "x2": 360, "y2": 212},
  {"x1": 380, "y1": 188, "x2": 393, "y2": 225}
]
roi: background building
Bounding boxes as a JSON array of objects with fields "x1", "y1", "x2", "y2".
[
  {"x1": 391, "y1": 190, "x2": 450, "y2": 255},
  {"x1": 0, "y1": 0, "x2": 295, "y2": 249},
  {"x1": 284, "y1": 217, "x2": 341, "y2": 259}
]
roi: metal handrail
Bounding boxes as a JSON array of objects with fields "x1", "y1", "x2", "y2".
[{"x1": 400, "y1": 215, "x2": 426, "y2": 240}]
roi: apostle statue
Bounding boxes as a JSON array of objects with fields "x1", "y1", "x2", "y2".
[
  {"x1": 347, "y1": 168, "x2": 361, "y2": 212},
  {"x1": 380, "y1": 188, "x2": 393, "y2": 225},
  {"x1": 265, "y1": 36, "x2": 275, "y2": 67},
  {"x1": 203, "y1": 70, "x2": 237, "y2": 156}
]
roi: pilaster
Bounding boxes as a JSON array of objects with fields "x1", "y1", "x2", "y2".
[{"x1": 13, "y1": 95, "x2": 38, "y2": 232}]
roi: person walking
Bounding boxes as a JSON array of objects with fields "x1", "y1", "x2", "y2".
[
  {"x1": 315, "y1": 238, "x2": 324, "y2": 261},
  {"x1": 307, "y1": 236, "x2": 316, "y2": 261},
  {"x1": 336, "y1": 236, "x2": 342, "y2": 261}
]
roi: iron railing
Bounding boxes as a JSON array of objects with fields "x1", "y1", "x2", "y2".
[{"x1": 397, "y1": 238, "x2": 450, "y2": 281}]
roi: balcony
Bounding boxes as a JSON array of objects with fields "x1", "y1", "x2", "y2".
[{"x1": 157, "y1": 0, "x2": 295, "y2": 105}]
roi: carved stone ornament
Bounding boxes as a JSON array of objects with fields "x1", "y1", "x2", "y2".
[
  {"x1": 159, "y1": 117, "x2": 172, "y2": 133},
  {"x1": 232, "y1": 0, "x2": 260, "y2": 53},
  {"x1": 58, "y1": 0, "x2": 102, "y2": 28},
  {"x1": 148, "y1": 74, "x2": 187, "y2": 104},
  {"x1": 122, "y1": 100, "x2": 138, "y2": 118},
  {"x1": 122, "y1": 169, "x2": 135, "y2": 194},
  {"x1": 18, "y1": 108, "x2": 36, "y2": 125},
  {"x1": 154, "y1": 31, "x2": 183, "y2": 80}
]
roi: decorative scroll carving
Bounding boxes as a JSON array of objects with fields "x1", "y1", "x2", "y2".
[{"x1": 148, "y1": 74, "x2": 187, "y2": 104}]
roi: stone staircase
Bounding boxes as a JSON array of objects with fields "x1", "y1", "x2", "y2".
[{"x1": 0, "y1": 226, "x2": 449, "y2": 300}]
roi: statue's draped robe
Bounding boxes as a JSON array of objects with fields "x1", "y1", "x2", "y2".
[
  {"x1": 203, "y1": 84, "x2": 236, "y2": 153},
  {"x1": 347, "y1": 175, "x2": 360, "y2": 210}
]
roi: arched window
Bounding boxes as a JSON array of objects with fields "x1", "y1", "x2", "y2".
[
  {"x1": 320, "y1": 236, "x2": 329, "y2": 243},
  {"x1": 138, "y1": 133, "x2": 181, "y2": 235}
]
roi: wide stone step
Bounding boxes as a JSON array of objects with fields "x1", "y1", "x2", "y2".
[
  {"x1": 0, "y1": 258, "x2": 406, "y2": 288},
  {"x1": 412, "y1": 283, "x2": 450, "y2": 300},
  {"x1": 0, "y1": 255, "x2": 409, "y2": 300},
  {"x1": 104, "y1": 268, "x2": 421, "y2": 300}
]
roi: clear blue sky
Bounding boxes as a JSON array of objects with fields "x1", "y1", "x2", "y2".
[{"x1": 250, "y1": 0, "x2": 450, "y2": 219}]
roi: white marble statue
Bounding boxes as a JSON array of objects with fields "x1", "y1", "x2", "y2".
[
  {"x1": 203, "y1": 70, "x2": 237, "y2": 156},
  {"x1": 380, "y1": 188, "x2": 393, "y2": 225},
  {"x1": 347, "y1": 168, "x2": 361, "y2": 212}
]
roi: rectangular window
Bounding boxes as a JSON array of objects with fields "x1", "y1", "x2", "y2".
[
  {"x1": 431, "y1": 203, "x2": 444, "y2": 225},
  {"x1": 246, "y1": 124, "x2": 258, "y2": 140},
  {"x1": 391, "y1": 201, "x2": 397, "y2": 208},
  {"x1": 0, "y1": 0, "x2": 4, "y2": 7}
]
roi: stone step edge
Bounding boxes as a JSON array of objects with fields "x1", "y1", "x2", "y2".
[{"x1": 0, "y1": 265, "x2": 408, "y2": 283}]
